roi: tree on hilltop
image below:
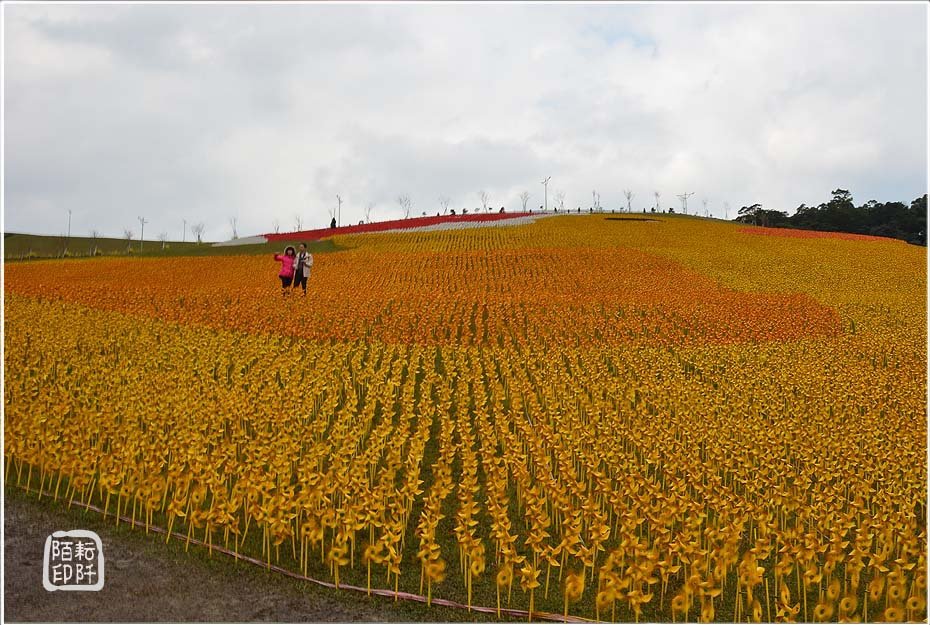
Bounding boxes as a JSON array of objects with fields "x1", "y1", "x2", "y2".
[
  {"x1": 478, "y1": 190, "x2": 490, "y2": 212},
  {"x1": 397, "y1": 194, "x2": 412, "y2": 219},
  {"x1": 736, "y1": 204, "x2": 788, "y2": 227}
]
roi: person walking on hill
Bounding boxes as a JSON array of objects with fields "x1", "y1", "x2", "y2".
[
  {"x1": 273, "y1": 246, "x2": 297, "y2": 297},
  {"x1": 292, "y1": 242, "x2": 313, "y2": 296}
]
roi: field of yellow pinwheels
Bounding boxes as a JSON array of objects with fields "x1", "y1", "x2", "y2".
[{"x1": 4, "y1": 214, "x2": 926, "y2": 622}]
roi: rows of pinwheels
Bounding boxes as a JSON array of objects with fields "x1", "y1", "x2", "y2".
[
  {"x1": 5, "y1": 215, "x2": 926, "y2": 621},
  {"x1": 5, "y1": 224, "x2": 844, "y2": 352}
]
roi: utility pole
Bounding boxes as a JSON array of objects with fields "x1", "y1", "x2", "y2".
[
  {"x1": 541, "y1": 176, "x2": 551, "y2": 211},
  {"x1": 183, "y1": 219, "x2": 187, "y2": 243},
  {"x1": 654, "y1": 191, "x2": 661, "y2": 212},
  {"x1": 702, "y1": 198, "x2": 708, "y2": 217},
  {"x1": 138, "y1": 216, "x2": 148, "y2": 254},
  {"x1": 336, "y1": 194, "x2": 342, "y2": 228},
  {"x1": 676, "y1": 191, "x2": 695, "y2": 214}
]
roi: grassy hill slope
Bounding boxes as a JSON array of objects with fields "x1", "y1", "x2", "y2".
[{"x1": 3, "y1": 232, "x2": 338, "y2": 261}]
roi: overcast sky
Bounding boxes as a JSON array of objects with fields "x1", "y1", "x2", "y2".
[{"x1": 5, "y1": 3, "x2": 927, "y2": 241}]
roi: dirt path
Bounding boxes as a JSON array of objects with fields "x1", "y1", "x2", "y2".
[{"x1": 3, "y1": 490, "x2": 494, "y2": 622}]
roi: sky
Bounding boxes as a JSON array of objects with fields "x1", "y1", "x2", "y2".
[{"x1": 4, "y1": 2, "x2": 928, "y2": 242}]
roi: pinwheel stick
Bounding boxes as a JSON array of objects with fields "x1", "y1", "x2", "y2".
[
  {"x1": 765, "y1": 577, "x2": 771, "y2": 622},
  {"x1": 467, "y1": 569, "x2": 472, "y2": 611},
  {"x1": 804, "y1": 579, "x2": 807, "y2": 623}
]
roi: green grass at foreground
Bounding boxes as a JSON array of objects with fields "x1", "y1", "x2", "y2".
[{"x1": 3, "y1": 232, "x2": 340, "y2": 261}]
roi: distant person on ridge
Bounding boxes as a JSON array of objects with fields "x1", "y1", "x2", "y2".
[
  {"x1": 292, "y1": 242, "x2": 313, "y2": 296},
  {"x1": 330, "y1": 217, "x2": 336, "y2": 229},
  {"x1": 273, "y1": 246, "x2": 297, "y2": 297}
]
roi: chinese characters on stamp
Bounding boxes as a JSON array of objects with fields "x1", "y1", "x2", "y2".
[{"x1": 43, "y1": 530, "x2": 105, "y2": 591}]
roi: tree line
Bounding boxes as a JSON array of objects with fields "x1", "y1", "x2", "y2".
[{"x1": 735, "y1": 189, "x2": 927, "y2": 245}]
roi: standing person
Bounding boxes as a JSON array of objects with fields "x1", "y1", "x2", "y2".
[
  {"x1": 273, "y1": 246, "x2": 297, "y2": 297},
  {"x1": 292, "y1": 242, "x2": 313, "y2": 296}
]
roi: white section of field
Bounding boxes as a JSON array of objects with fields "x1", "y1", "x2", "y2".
[
  {"x1": 377, "y1": 213, "x2": 556, "y2": 235},
  {"x1": 212, "y1": 235, "x2": 269, "y2": 247}
]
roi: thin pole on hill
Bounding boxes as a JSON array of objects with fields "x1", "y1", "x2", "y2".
[
  {"x1": 138, "y1": 216, "x2": 148, "y2": 254},
  {"x1": 336, "y1": 195, "x2": 342, "y2": 228},
  {"x1": 541, "y1": 177, "x2": 551, "y2": 212},
  {"x1": 183, "y1": 219, "x2": 187, "y2": 243},
  {"x1": 66, "y1": 209, "x2": 72, "y2": 254},
  {"x1": 676, "y1": 191, "x2": 695, "y2": 215}
]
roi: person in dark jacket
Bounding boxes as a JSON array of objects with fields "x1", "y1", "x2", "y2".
[{"x1": 292, "y1": 242, "x2": 313, "y2": 296}]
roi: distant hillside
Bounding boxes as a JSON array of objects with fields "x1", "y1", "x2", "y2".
[
  {"x1": 4, "y1": 212, "x2": 535, "y2": 260},
  {"x1": 3, "y1": 232, "x2": 338, "y2": 261}
]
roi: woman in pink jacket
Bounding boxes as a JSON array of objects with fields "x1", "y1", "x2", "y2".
[{"x1": 273, "y1": 246, "x2": 297, "y2": 296}]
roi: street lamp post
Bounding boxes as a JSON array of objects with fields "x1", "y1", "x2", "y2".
[{"x1": 541, "y1": 177, "x2": 551, "y2": 212}]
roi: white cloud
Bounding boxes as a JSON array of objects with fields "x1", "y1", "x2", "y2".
[{"x1": 4, "y1": 3, "x2": 926, "y2": 240}]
